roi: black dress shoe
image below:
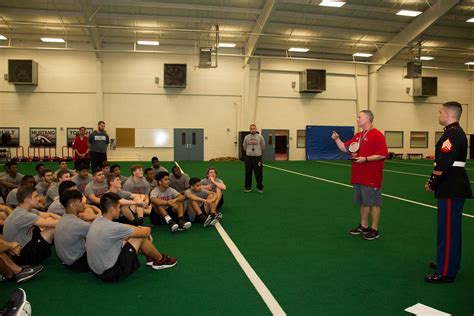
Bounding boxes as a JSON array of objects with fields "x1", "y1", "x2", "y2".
[
  {"x1": 425, "y1": 273, "x2": 454, "y2": 283},
  {"x1": 429, "y1": 262, "x2": 436, "y2": 269}
]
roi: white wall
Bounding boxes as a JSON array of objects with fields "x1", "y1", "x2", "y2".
[
  {"x1": 375, "y1": 67, "x2": 471, "y2": 157},
  {"x1": 1, "y1": 48, "x2": 472, "y2": 161}
]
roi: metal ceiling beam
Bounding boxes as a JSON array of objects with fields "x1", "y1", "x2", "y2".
[
  {"x1": 370, "y1": 0, "x2": 460, "y2": 72},
  {"x1": 274, "y1": 11, "x2": 405, "y2": 29},
  {"x1": 244, "y1": 0, "x2": 279, "y2": 64},
  {"x1": 93, "y1": 12, "x2": 255, "y2": 26},
  {"x1": 90, "y1": 0, "x2": 261, "y2": 15},
  {"x1": 76, "y1": 0, "x2": 102, "y2": 59},
  {"x1": 0, "y1": 7, "x2": 256, "y2": 26}
]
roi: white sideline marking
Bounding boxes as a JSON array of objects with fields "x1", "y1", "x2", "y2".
[
  {"x1": 175, "y1": 162, "x2": 286, "y2": 315},
  {"x1": 405, "y1": 303, "x2": 451, "y2": 315},
  {"x1": 316, "y1": 161, "x2": 474, "y2": 184},
  {"x1": 386, "y1": 160, "x2": 474, "y2": 171},
  {"x1": 264, "y1": 164, "x2": 474, "y2": 219},
  {"x1": 215, "y1": 222, "x2": 286, "y2": 315}
]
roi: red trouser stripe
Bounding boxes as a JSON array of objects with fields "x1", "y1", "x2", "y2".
[{"x1": 443, "y1": 199, "x2": 452, "y2": 276}]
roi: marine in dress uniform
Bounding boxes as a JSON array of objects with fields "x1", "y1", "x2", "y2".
[{"x1": 425, "y1": 101, "x2": 472, "y2": 283}]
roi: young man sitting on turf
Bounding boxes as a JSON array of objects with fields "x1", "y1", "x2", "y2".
[
  {"x1": 33, "y1": 163, "x2": 45, "y2": 184},
  {"x1": 185, "y1": 177, "x2": 222, "y2": 227},
  {"x1": 35, "y1": 168, "x2": 54, "y2": 197},
  {"x1": 122, "y1": 165, "x2": 152, "y2": 215},
  {"x1": 71, "y1": 164, "x2": 93, "y2": 194},
  {"x1": 54, "y1": 190, "x2": 91, "y2": 272},
  {"x1": 169, "y1": 165, "x2": 190, "y2": 195},
  {"x1": 84, "y1": 168, "x2": 109, "y2": 205},
  {"x1": 107, "y1": 174, "x2": 146, "y2": 226},
  {"x1": 3, "y1": 186, "x2": 60, "y2": 265},
  {"x1": 101, "y1": 161, "x2": 111, "y2": 177},
  {"x1": 201, "y1": 167, "x2": 226, "y2": 210},
  {"x1": 151, "y1": 157, "x2": 168, "y2": 175},
  {"x1": 46, "y1": 169, "x2": 71, "y2": 205},
  {"x1": 110, "y1": 164, "x2": 128, "y2": 183},
  {"x1": 86, "y1": 192, "x2": 177, "y2": 282},
  {"x1": 54, "y1": 160, "x2": 76, "y2": 179},
  {"x1": 150, "y1": 172, "x2": 191, "y2": 232},
  {"x1": 0, "y1": 237, "x2": 44, "y2": 283},
  {"x1": 1, "y1": 162, "x2": 24, "y2": 198},
  {"x1": 48, "y1": 181, "x2": 101, "y2": 221},
  {"x1": 6, "y1": 175, "x2": 36, "y2": 209},
  {"x1": 144, "y1": 167, "x2": 157, "y2": 191}
]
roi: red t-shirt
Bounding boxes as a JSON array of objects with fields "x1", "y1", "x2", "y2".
[
  {"x1": 343, "y1": 128, "x2": 388, "y2": 189},
  {"x1": 72, "y1": 135, "x2": 90, "y2": 160}
]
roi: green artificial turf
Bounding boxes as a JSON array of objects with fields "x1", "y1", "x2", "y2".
[{"x1": 0, "y1": 160, "x2": 472, "y2": 315}]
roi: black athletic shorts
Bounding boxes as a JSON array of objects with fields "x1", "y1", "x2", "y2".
[
  {"x1": 65, "y1": 252, "x2": 90, "y2": 272},
  {"x1": 12, "y1": 227, "x2": 51, "y2": 266},
  {"x1": 150, "y1": 206, "x2": 175, "y2": 225},
  {"x1": 95, "y1": 242, "x2": 140, "y2": 282}
]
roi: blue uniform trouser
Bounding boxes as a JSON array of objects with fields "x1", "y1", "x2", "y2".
[{"x1": 436, "y1": 198, "x2": 464, "y2": 278}]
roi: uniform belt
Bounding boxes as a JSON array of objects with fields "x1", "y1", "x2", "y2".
[{"x1": 433, "y1": 161, "x2": 466, "y2": 167}]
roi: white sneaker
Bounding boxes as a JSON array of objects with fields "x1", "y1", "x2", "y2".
[{"x1": 210, "y1": 213, "x2": 223, "y2": 226}]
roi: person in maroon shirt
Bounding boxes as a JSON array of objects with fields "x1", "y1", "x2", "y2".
[
  {"x1": 72, "y1": 127, "x2": 90, "y2": 170},
  {"x1": 332, "y1": 110, "x2": 388, "y2": 241}
]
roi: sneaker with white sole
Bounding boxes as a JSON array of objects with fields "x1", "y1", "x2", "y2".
[
  {"x1": 203, "y1": 213, "x2": 214, "y2": 227},
  {"x1": 151, "y1": 254, "x2": 177, "y2": 270},
  {"x1": 210, "y1": 212, "x2": 223, "y2": 226},
  {"x1": 243, "y1": 189, "x2": 251, "y2": 193},
  {"x1": 14, "y1": 266, "x2": 44, "y2": 284},
  {"x1": 0, "y1": 288, "x2": 31, "y2": 316},
  {"x1": 349, "y1": 224, "x2": 369, "y2": 235},
  {"x1": 178, "y1": 220, "x2": 192, "y2": 231},
  {"x1": 168, "y1": 220, "x2": 179, "y2": 232},
  {"x1": 362, "y1": 228, "x2": 380, "y2": 240}
]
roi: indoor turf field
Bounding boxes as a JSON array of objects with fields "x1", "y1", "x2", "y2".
[{"x1": 1, "y1": 159, "x2": 473, "y2": 315}]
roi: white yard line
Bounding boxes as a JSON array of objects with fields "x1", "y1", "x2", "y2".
[
  {"x1": 175, "y1": 162, "x2": 286, "y2": 315},
  {"x1": 315, "y1": 161, "x2": 474, "y2": 183},
  {"x1": 215, "y1": 223, "x2": 286, "y2": 315},
  {"x1": 264, "y1": 164, "x2": 474, "y2": 219},
  {"x1": 386, "y1": 160, "x2": 474, "y2": 171}
]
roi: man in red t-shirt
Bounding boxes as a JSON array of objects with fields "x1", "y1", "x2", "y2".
[
  {"x1": 331, "y1": 110, "x2": 388, "y2": 240},
  {"x1": 72, "y1": 127, "x2": 90, "y2": 170}
]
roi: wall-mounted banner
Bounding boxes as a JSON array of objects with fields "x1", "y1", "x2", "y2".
[
  {"x1": 30, "y1": 128, "x2": 57, "y2": 147},
  {"x1": 0, "y1": 128, "x2": 20, "y2": 147},
  {"x1": 66, "y1": 128, "x2": 93, "y2": 147}
]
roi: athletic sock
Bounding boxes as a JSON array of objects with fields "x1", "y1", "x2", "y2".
[{"x1": 164, "y1": 215, "x2": 172, "y2": 224}]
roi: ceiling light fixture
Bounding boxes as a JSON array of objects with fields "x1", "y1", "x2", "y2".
[
  {"x1": 288, "y1": 47, "x2": 310, "y2": 52},
  {"x1": 465, "y1": 62, "x2": 474, "y2": 66},
  {"x1": 420, "y1": 56, "x2": 434, "y2": 61},
  {"x1": 217, "y1": 43, "x2": 236, "y2": 48},
  {"x1": 137, "y1": 40, "x2": 160, "y2": 46},
  {"x1": 319, "y1": 1, "x2": 345, "y2": 7},
  {"x1": 0, "y1": 35, "x2": 7, "y2": 40},
  {"x1": 353, "y1": 53, "x2": 373, "y2": 57},
  {"x1": 41, "y1": 37, "x2": 65, "y2": 43},
  {"x1": 396, "y1": 10, "x2": 422, "y2": 17},
  {"x1": 466, "y1": 18, "x2": 474, "y2": 23}
]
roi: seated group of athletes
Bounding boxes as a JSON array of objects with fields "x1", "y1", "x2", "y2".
[{"x1": 0, "y1": 157, "x2": 226, "y2": 282}]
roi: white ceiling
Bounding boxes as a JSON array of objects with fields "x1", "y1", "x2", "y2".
[{"x1": 0, "y1": 0, "x2": 473, "y2": 69}]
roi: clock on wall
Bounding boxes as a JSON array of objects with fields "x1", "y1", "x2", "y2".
[{"x1": 164, "y1": 64, "x2": 186, "y2": 88}]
